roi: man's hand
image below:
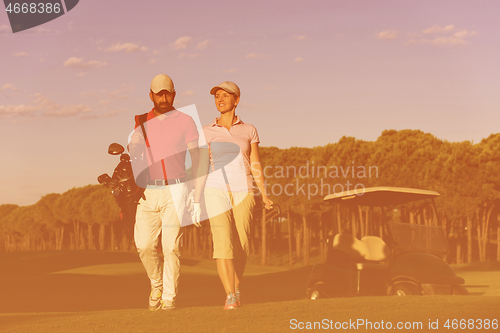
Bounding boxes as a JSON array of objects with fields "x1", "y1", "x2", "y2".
[
  {"x1": 128, "y1": 132, "x2": 145, "y2": 156},
  {"x1": 130, "y1": 132, "x2": 144, "y2": 145},
  {"x1": 191, "y1": 202, "x2": 201, "y2": 227}
]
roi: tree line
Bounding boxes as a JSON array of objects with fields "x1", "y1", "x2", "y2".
[{"x1": 1, "y1": 130, "x2": 499, "y2": 265}]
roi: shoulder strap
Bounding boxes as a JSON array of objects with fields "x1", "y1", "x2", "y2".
[
  {"x1": 138, "y1": 113, "x2": 148, "y2": 145},
  {"x1": 137, "y1": 113, "x2": 155, "y2": 163}
]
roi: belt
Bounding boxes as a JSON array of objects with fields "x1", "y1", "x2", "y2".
[{"x1": 147, "y1": 178, "x2": 186, "y2": 186}]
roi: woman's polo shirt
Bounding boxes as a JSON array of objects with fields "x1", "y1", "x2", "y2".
[{"x1": 202, "y1": 116, "x2": 259, "y2": 192}]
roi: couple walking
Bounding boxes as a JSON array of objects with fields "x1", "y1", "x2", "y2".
[{"x1": 127, "y1": 74, "x2": 273, "y2": 311}]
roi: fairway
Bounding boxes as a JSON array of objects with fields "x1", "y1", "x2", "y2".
[{"x1": 1, "y1": 251, "x2": 499, "y2": 332}]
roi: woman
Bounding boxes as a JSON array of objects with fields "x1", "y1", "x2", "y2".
[{"x1": 192, "y1": 81, "x2": 273, "y2": 310}]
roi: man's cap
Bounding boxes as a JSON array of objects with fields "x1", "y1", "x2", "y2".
[
  {"x1": 151, "y1": 74, "x2": 175, "y2": 94},
  {"x1": 210, "y1": 81, "x2": 240, "y2": 97}
]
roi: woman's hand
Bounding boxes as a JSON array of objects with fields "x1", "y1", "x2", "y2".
[{"x1": 262, "y1": 196, "x2": 273, "y2": 210}]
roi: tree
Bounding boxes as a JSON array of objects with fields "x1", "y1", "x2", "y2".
[
  {"x1": 80, "y1": 186, "x2": 120, "y2": 250},
  {"x1": 0, "y1": 204, "x2": 20, "y2": 251},
  {"x1": 34, "y1": 193, "x2": 62, "y2": 250},
  {"x1": 54, "y1": 185, "x2": 98, "y2": 250}
]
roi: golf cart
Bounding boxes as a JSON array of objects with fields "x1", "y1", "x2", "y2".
[{"x1": 306, "y1": 187, "x2": 468, "y2": 298}]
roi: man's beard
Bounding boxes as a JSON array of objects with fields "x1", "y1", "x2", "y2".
[{"x1": 154, "y1": 102, "x2": 174, "y2": 114}]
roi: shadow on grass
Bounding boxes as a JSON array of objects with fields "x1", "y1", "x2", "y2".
[
  {"x1": 0, "y1": 251, "x2": 311, "y2": 313},
  {"x1": 452, "y1": 261, "x2": 500, "y2": 272}
]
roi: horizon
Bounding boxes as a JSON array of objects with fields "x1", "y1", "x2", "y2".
[
  {"x1": 1, "y1": 127, "x2": 494, "y2": 207},
  {"x1": 2, "y1": 0, "x2": 500, "y2": 205}
]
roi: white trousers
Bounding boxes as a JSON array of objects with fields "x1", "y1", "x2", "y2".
[{"x1": 134, "y1": 183, "x2": 187, "y2": 302}]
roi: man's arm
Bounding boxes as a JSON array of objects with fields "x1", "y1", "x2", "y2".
[
  {"x1": 188, "y1": 141, "x2": 210, "y2": 226},
  {"x1": 128, "y1": 132, "x2": 145, "y2": 155}
]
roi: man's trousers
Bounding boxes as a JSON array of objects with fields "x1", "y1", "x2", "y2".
[{"x1": 134, "y1": 183, "x2": 188, "y2": 303}]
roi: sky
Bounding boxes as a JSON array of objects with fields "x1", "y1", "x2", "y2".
[{"x1": 1, "y1": 0, "x2": 499, "y2": 206}]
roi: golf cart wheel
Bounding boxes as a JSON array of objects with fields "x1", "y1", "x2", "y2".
[
  {"x1": 309, "y1": 284, "x2": 324, "y2": 300},
  {"x1": 452, "y1": 285, "x2": 469, "y2": 295},
  {"x1": 390, "y1": 283, "x2": 419, "y2": 296}
]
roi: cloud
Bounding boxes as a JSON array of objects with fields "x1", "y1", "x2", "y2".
[
  {"x1": 0, "y1": 84, "x2": 17, "y2": 91},
  {"x1": 405, "y1": 38, "x2": 428, "y2": 45},
  {"x1": 82, "y1": 84, "x2": 134, "y2": 102},
  {"x1": 431, "y1": 37, "x2": 464, "y2": 45},
  {"x1": 453, "y1": 30, "x2": 477, "y2": 38},
  {"x1": 44, "y1": 104, "x2": 92, "y2": 117},
  {"x1": 197, "y1": 39, "x2": 210, "y2": 50},
  {"x1": 293, "y1": 57, "x2": 304, "y2": 62},
  {"x1": 64, "y1": 57, "x2": 107, "y2": 69},
  {"x1": 81, "y1": 110, "x2": 123, "y2": 120},
  {"x1": 406, "y1": 28, "x2": 477, "y2": 46},
  {"x1": 64, "y1": 57, "x2": 86, "y2": 67},
  {"x1": 34, "y1": 94, "x2": 91, "y2": 117},
  {"x1": 171, "y1": 36, "x2": 192, "y2": 50},
  {"x1": 423, "y1": 25, "x2": 455, "y2": 34},
  {"x1": 406, "y1": 25, "x2": 477, "y2": 46},
  {"x1": 179, "y1": 53, "x2": 200, "y2": 58},
  {"x1": 222, "y1": 69, "x2": 239, "y2": 73},
  {"x1": 182, "y1": 91, "x2": 195, "y2": 96},
  {"x1": 294, "y1": 35, "x2": 306, "y2": 40},
  {"x1": 431, "y1": 31, "x2": 477, "y2": 45},
  {"x1": 105, "y1": 91, "x2": 127, "y2": 100},
  {"x1": 377, "y1": 30, "x2": 398, "y2": 40},
  {"x1": 102, "y1": 84, "x2": 134, "y2": 100},
  {"x1": 13, "y1": 52, "x2": 28, "y2": 57},
  {"x1": 266, "y1": 87, "x2": 275, "y2": 90},
  {"x1": 245, "y1": 53, "x2": 269, "y2": 59},
  {"x1": 0, "y1": 104, "x2": 37, "y2": 118},
  {"x1": 153, "y1": 50, "x2": 159, "y2": 55},
  {"x1": 106, "y1": 42, "x2": 147, "y2": 53},
  {"x1": 0, "y1": 93, "x2": 91, "y2": 118},
  {"x1": 15, "y1": 27, "x2": 58, "y2": 35}
]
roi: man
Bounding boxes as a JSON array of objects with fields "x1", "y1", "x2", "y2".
[{"x1": 128, "y1": 74, "x2": 200, "y2": 311}]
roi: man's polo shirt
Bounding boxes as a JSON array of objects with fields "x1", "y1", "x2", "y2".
[
  {"x1": 133, "y1": 108, "x2": 199, "y2": 180},
  {"x1": 202, "y1": 116, "x2": 259, "y2": 192}
]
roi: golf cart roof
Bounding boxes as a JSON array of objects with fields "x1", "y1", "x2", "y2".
[{"x1": 324, "y1": 187, "x2": 440, "y2": 207}]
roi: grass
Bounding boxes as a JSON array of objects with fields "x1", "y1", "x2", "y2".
[
  {"x1": 0, "y1": 251, "x2": 499, "y2": 332},
  {"x1": 453, "y1": 261, "x2": 500, "y2": 296},
  {"x1": 2, "y1": 298, "x2": 499, "y2": 333}
]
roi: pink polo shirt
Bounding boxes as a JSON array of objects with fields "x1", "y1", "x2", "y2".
[
  {"x1": 203, "y1": 116, "x2": 259, "y2": 192},
  {"x1": 133, "y1": 108, "x2": 199, "y2": 180}
]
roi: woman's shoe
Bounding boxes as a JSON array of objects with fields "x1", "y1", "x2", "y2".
[
  {"x1": 235, "y1": 289, "x2": 241, "y2": 307},
  {"x1": 223, "y1": 292, "x2": 238, "y2": 310}
]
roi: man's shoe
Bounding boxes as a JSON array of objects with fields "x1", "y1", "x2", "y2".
[
  {"x1": 149, "y1": 287, "x2": 163, "y2": 311},
  {"x1": 223, "y1": 292, "x2": 238, "y2": 310},
  {"x1": 161, "y1": 300, "x2": 176, "y2": 311},
  {"x1": 235, "y1": 289, "x2": 241, "y2": 307}
]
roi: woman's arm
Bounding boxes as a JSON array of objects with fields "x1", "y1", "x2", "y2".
[{"x1": 250, "y1": 143, "x2": 273, "y2": 210}]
